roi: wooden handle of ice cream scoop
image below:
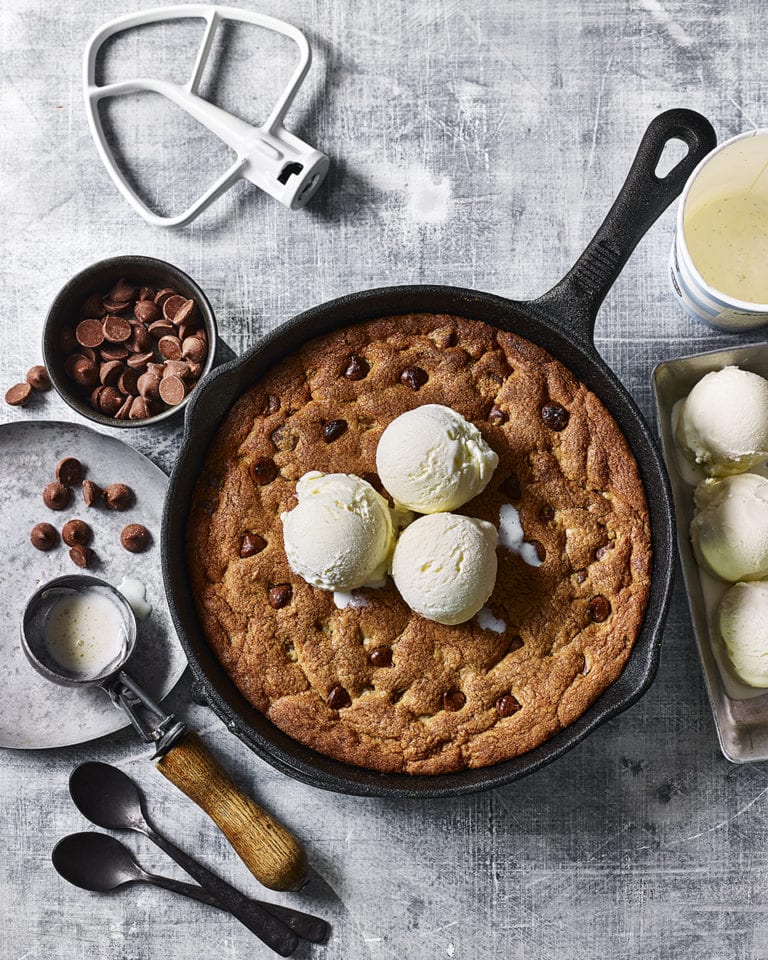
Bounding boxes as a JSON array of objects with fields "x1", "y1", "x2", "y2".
[{"x1": 155, "y1": 731, "x2": 308, "y2": 891}]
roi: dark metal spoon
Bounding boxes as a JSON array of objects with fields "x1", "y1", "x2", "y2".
[
  {"x1": 52, "y1": 832, "x2": 328, "y2": 943},
  {"x1": 69, "y1": 762, "x2": 299, "y2": 956}
]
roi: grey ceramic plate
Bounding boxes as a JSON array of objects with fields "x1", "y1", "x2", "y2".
[
  {"x1": 0, "y1": 420, "x2": 186, "y2": 749},
  {"x1": 654, "y1": 344, "x2": 768, "y2": 763}
]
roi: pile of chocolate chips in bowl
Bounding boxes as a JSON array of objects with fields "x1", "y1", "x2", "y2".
[{"x1": 60, "y1": 277, "x2": 208, "y2": 421}]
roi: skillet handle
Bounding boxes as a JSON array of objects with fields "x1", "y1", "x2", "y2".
[
  {"x1": 155, "y1": 731, "x2": 308, "y2": 891},
  {"x1": 534, "y1": 108, "x2": 716, "y2": 346}
]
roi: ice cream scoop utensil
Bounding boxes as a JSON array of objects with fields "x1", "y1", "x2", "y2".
[
  {"x1": 52, "y1": 832, "x2": 328, "y2": 943},
  {"x1": 84, "y1": 5, "x2": 329, "y2": 227},
  {"x1": 22, "y1": 575, "x2": 307, "y2": 891},
  {"x1": 68, "y1": 763, "x2": 299, "y2": 955}
]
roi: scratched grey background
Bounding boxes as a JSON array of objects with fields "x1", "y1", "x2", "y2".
[{"x1": 1, "y1": 0, "x2": 767, "y2": 957}]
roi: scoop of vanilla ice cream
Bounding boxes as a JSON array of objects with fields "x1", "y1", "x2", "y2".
[
  {"x1": 676, "y1": 366, "x2": 768, "y2": 477},
  {"x1": 391, "y1": 513, "x2": 498, "y2": 625},
  {"x1": 690, "y1": 473, "x2": 768, "y2": 581},
  {"x1": 719, "y1": 581, "x2": 768, "y2": 687},
  {"x1": 376, "y1": 405, "x2": 499, "y2": 513},
  {"x1": 282, "y1": 472, "x2": 396, "y2": 591}
]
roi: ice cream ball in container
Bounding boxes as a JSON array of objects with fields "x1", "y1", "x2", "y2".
[
  {"x1": 676, "y1": 366, "x2": 768, "y2": 477},
  {"x1": 376, "y1": 404, "x2": 499, "y2": 513},
  {"x1": 281, "y1": 471, "x2": 397, "y2": 591},
  {"x1": 719, "y1": 581, "x2": 768, "y2": 687},
  {"x1": 391, "y1": 513, "x2": 498, "y2": 625},
  {"x1": 690, "y1": 473, "x2": 768, "y2": 581}
]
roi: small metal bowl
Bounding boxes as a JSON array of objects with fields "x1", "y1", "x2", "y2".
[{"x1": 42, "y1": 255, "x2": 217, "y2": 428}]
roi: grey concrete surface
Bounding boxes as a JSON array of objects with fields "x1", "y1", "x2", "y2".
[{"x1": 2, "y1": 1, "x2": 767, "y2": 958}]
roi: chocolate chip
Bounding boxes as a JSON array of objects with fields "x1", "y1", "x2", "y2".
[
  {"x1": 368, "y1": 646, "x2": 393, "y2": 668},
  {"x1": 137, "y1": 372, "x2": 161, "y2": 400},
  {"x1": 118, "y1": 369, "x2": 139, "y2": 396},
  {"x1": 343, "y1": 354, "x2": 369, "y2": 380},
  {"x1": 69, "y1": 544, "x2": 93, "y2": 568},
  {"x1": 109, "y1": 278, "x2": 137, "y2": 303},
  {"x1": 127, "y1": 324, "x2": 153, "y2": 353},
  {"x1": 121, "y1": 523, "x2": 150, "y2": 553},
  {"x1": 103, "y1": 483, "x2": 134, "y2": 511},
  {"x1": 30, "y1": 522, "x2": 58, "y2": 551},
  {"x1": 82, "y1": 479, "x2": 102, "y2": 507},
  {"x1": 323, "y1": 419, "x2": 347, "y2": 443},
  {"x1": 102, "y1": 297, "x2": 131, "y2": 315},
  {"x1": 70, "y1": 357, "x2": 99, "y2": 387},
  {"x1": 158, "y1": 336, "x2": 182, "y2": 360},
  {"x1": 126, "y1": 351, "x2": 155, "y2": 371},
  {"x1": 56, "y1": 457, "x2": 84, "y2": 485},
  {"x1": 360, "y1": 471, "x2": 383, "y2": 493},
  {"x1": 240, "y1": 532, "x2": 267, "y2": 557},
  {"x1": 257, "y1": 394, "x2": 280, "y2": 416},
  {"x1": 400, "y1": 365, "x2": 428, "y2": 391},
  {"x1": 508, "y1": 635, "x2": 524, "y2": 653},
  {"x1": 154, "y1": 287, "x2": 176, "y2": 308},
  {"x1": 327, "y1": 685, "x2": 351, "y2": 710},
  {"x1": 488, "y1": 405, "x2": 507, "y2": 425},
  {"x1": 134, "y1": 299, "x2": 160, "y2": 324},
  {"x1": 587, "y1": 595, "x2": 612, "y2": 623},
  {"x1": 541, "y1": 402, "x2": 569, "y2": 431},
  {"x1": 26, "y1": 366, "x2": 51, "y2": 391},
  {"x1": 138, "y1": 286, "x2": 155, "y2": 302},
  {"x1": 539, "y1": 505, "x2": 555, "y2": 523},
  {"x1": 148, "y1": 320, "x2": 175, "y2": 340},
  {"x1": 181, "y1": 336, "x2": 206, "y2": 362},
  {"x1": 99, "y1": 344, "x2": 130, "y2": 362},
  {"x1": 171, "y1": 298, "x2": 196, "y2": 327},
  {"x1": 269, "y1": 583, "x2": 292, "y2": 608},
  {"x1": 102, "y1": 315, "x2": 132, "y2": 344},
  {"x1": 574, "y1": 569, "x2": 587, "y2": 584},
  {"x1": 99, "y1": 360, "x2": 124, "y2": 386},
  {"x1": 80, "y1": 293, "x2": 106, "y2": 318},
  {"x1": 250, "y1": 458, "x2": 278, "y2": 485},
  {"x1": 595, "y1": 543, "x2": 614, "y2": 560},
  {"x1": 76, "y1": 318, "x2": 105, "y2": 349},
  {"x1": 5, "y1": 383, "x2": 32, "y2": 407},
  {"x1": 496, "y1": 694, "x2": 521, "y2": 717},
  {"x1": 158, "y1": 375, "x2": 186, "y2": 406},
  {"x1": 163, "y1": 360, "x2": 191, "y2": 380},
  {"x1": 531, "y1": 540, "x2": 546, "y2": 562},
  {"x1": 43, "y1": 481, "x2": 71, "y2": 510},
  {"x1": 62, "y1": 519, "x2": 92, "y2": 547},
  {"x1": 128, "y1": 396, "x2": 151, "y2": 420},
  {"x1": 443, "y1": 690, "x2": 466, "y2": 712},
  {"x1": 59, "y1": 327, "x2": 78, "y2": 353},
  {"x1": 162, "y1": 295, "x2": 187, "y2": 322},
  {"x1": 500, "y1": 472, "x2": 521, "y2": 501},
  {"x1": 99, "y1": 387, "x2": 124, "y2": 417},
  {"x1": 114, "y1": 396, "x2": 133, "y2": 420}
]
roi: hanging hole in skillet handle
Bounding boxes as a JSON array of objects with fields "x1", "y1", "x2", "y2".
[{"x1": 534, "y1": 108, "x2": 717, "y2": 349}]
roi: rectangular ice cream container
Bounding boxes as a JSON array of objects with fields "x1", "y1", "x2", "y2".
[{"x1": 653, "y1": 342, "x2": 768, "y2": 762}]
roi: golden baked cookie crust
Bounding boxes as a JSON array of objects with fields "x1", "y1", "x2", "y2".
[{"x1": 187, "y1": 314, "x2": 652, "y2": 774}]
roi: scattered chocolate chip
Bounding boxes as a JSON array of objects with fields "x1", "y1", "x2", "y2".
[
  {"x1": 595, "y1": 543, "x2": 614, "y2": 560},
  {"x1": 587, "y1": 595, "x2": 612, "y2": 622},
  {"x1": 148, "y1": 320, "x2": 175, "y2": 340},
  {"x1": 162, "y1": 295, "x2": 187, "y2": 322},
  {"x1": 250, "y1": 458, "x2": 278, "y2": 485},
  {"x1": 343, "y1": 354, "x2": 369, "y2": 380},
  {"x1": 80, "y1": 293, "x2": 106, "y2": 318},
  {"x1": 109, "y1": 278, "x2": 137, "y2": 303},
  {"x1": 137, "y1": 372, "x2": 161, "y2": 400},
  {"x1": 163, "y1": 360, "x2": 191, "y2": 380},
  {"x1": 121, "y1": 523, "x2": 150, "y2": 553},
  {"x1": 323, "y1": 419, "x2": 347, "y2": 443},
  {"x1": 574, "y1": 569, "x2": 588, "y2": 584},
  {"x1": 400, "y1": 365, "x2": 428, "y2": 391},
  {"x1": 269, "y1": 583, "x2": 292, "y2": 608},
  {"x1": 69, "y1": 544, "x2": 93, "y2": 568},
  {"x1": 508, "y1": 635, "x2": 524, "y2": 653},
  {"x1": 539, "y1": 505, "x2": 555, "y2": 523},
  {"x1": 181, "y1": 336, "x2": 206, "y2": 362},
  {"x1": 99, "y1": 344, "x2": 130, "y2": 362},
  {"x1": 102, "y1": 297, "x2": 131, "y2": 315},
  {"x1": 327, "y1": 685, "x2": 351, "y2": 710},
  {"x1": 158, "y1": 375, "x2": 186, "y2": 406},
  {"x1": 368, "y1": 647, "x2": 393, "y2": 668},
  {"x1": 70, "y1": 357, "x2": 99, "y2": 388},
  {"x1": 114, "y1": 396, "x2": 133, "y2": 420},
  {"x1": 99, "y1": 360, "x2": 124, "y2": 386},
  {"x1": 129, "y1": 396, "x2": 151, "y2": 420},
  {"x1": 127, "y1": 325, "x2": 153, "y2": 354},
  {"x1": 118, "y1": 369, "x2": 139, "y2": 396},
  {"x1": 56, "y1": 457, "x2": 84, "y2": 485},
  {"x1": 154, "y1": 287, "x2": 176, "y2": 308},
  {"x1": 104, "y1": 483, "x2": 134, "y2": 511},
  {"x1": 443, "y1": 690, "x2": 466, "y2": 712},
  {"x1": 158, "y1": 336, "x2": 182, "y2": 361},
  {"x1": 257, "y1": 394, "x2": 280, "y2": 416},
  {"x1": 26, "y1": 366, "x2": 51, "y2": 391},
  {"x1": 171, "y1": 298, "x2": 196, "y2": 327},
  {"x1": 30, "y1": 522, "x2": 58, "y2": 551},
  {"x1": 76, "y1": 318, "x2": 105, "y2": 349},
  {"x1": 5, "y1": 382, "x2": 32, "y2": 407},
  {"x1": 496, "y1": 694, "x2": 521, "y2": 717},
  {"x1": 137, "y1": 286, "x2": 155, "y2": 302},
  {"x1": 126, "y1": 351, "x2": 155, "y2": 371},
  {"x1": 360, "y1": 471, "x2": 383, "y2": 493},
  {"x1": 62, "y1": 519, "x2": 92, "y2": 547},
  {"x1": 43, "y1": 481, "x2": 71, "y2": 510},
  {"x1": 531, "y1": 540, "x2": 546, "y2": 562},
  {"x1": 500, "y1": 472, "x2": 521, "y2": 501},
  {"x1": 541, "y1": 402, "x2": 569, "y2": 431},
  {"x1": 240, "y1": 532, "x2": 266, "y2": 557},
  {"x1": 82, "y1": 479, "x2": 102, "y2": 507},
  {"x1": 488, "y1": 405, "x2": 507, "y2": 425}
]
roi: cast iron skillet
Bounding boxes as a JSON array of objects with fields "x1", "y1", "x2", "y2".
[{"x1": 163, "y1": 109, "x2": 716, "y2": 798}]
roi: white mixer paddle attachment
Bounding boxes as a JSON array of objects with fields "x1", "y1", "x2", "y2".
[{"x1": 83, "y1": 4, "x2": 330, "y2": 228}]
